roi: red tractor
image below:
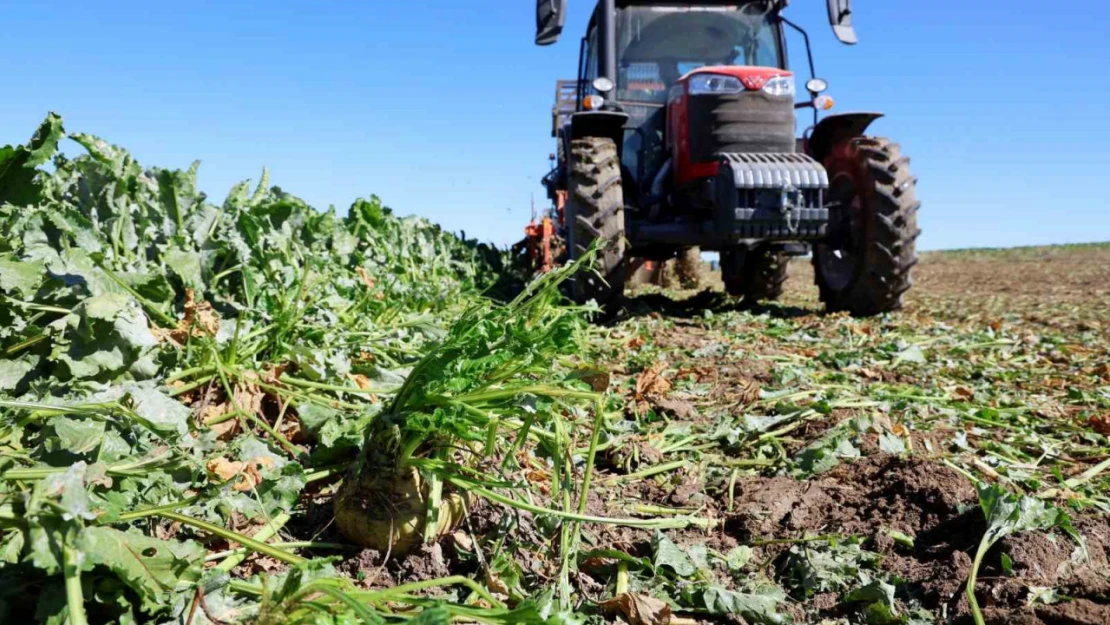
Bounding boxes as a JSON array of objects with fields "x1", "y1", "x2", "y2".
[{"x1": 531, "y1": 0, "x2": 920, "y2": 315}]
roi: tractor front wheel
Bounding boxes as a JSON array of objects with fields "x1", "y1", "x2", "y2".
[
  {"x1": 567, "y1": 137, "x2": 626, "y2": 315},
  {"x1": 813, "y1": 136, "x2": 920, "y2": 315}
]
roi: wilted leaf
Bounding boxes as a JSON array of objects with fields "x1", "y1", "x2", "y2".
[
  {"x1": 600, "y1": 593, "x2": 673, "y2": 625},
  {"x1": 636, "y1": 362, "x2": 672, "y2": 398}
]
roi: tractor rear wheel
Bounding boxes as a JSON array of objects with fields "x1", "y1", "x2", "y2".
[
  {"x1": 567, "y1": 137, "x2": 626, "y2": 314},
  {"x1": 722, "y1": 248, "x2": 789, "y2": 304},
  {"x1": 675, "y1": 247, "x2": 703, "y2": 289},
  {"x1": 813, "y1": 137, "x2": 920, "y2": 315}
]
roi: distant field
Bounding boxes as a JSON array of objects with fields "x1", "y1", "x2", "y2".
[{"x1": 697, "y1": 242, "x2": 1110, "y2": 327}]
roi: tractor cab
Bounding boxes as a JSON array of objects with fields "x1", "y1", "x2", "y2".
[
  {"x1": 612, "y1": 4, "x2": 784, "y2": 103},
  {"x1": 595, "y1": 4, "x2": 789, "y2": 189}
]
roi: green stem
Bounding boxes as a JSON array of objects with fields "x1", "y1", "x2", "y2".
[
  {"x1": 717, "y1": 457, "x2": 777, "y2": 468},
  {"x1": 455, "y1": 480, "x2": 712, "y2": 529},
  {"x1": 501, "y1": 411, "x2": 536, "y2": 471},
  {"x1": 0, "y1": 400, "x2": 114, "y2": 417},
  {"x1": 280, "y1": 374, "x2": 396, "y2": 395},
  {"x1": 252, "y1": 379, "x2": 365, "y2": 411},
  {"x1": 293, "y1": 584, "x2": 382, "y2": 623},
  {"x1": 215, "y1": 512, "x2": 292, "y2": 573},
  {"x1": 167, "y1": 376, "x2": 214, "y2": 397},
  {"x1": 63, "y1": 538, "x2": 88, "y2": 625},
  {"x1": 165, "y1": 365, "x2": 217, "y2": 384},
  {"x1": 205, "y1": 541, "x2": 350, "y2": 562},
  {"x1": 631, "y1": 504, "x2": 699, "y2": 516},
  {"x1": 352, "y1": 575, "x2": 505, "y2": 609},
  {"x1": 4, "y1": 333, "x2": 48, "y2": 356},
  {"x1": 159, "y1": 511, "x2": 305, "y2": 565},
  {"x1": 577, "y1": 400, "x2": 606, "y2": 517},
  {"x1": 601, "y1": 459, "x2": 688, "y2": 486},
  {"x1": 967, "y1": 535, "x2": 992, "y2": 625},
  {"x1": 423, "y1": 468, "x2": 444, "y2": 545},
  {"x1": 1065, "y1": 456, "x2": 1110, "y2": 489},
  {"x1": 443, "y1": 385, "x2": 598, "y2": 405},
  {"x1": 5, "y1": 453, "x2": 177, "y2": 480},
  {"x1": 304, "y1": 465, "x2": 346, "y2": 483},
  {"x1": 749, "y1": 533, "x2": 843, "y2": 547},
  {"x1": 240, "y1": 408, "x2": 302, "y2": 457},
  {"x1": 112, "y1": 495, "x2": 201, "y2": 523}
]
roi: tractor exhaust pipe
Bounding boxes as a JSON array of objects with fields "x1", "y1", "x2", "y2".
[{"x1": 598, "y1": 0, "x2": 617, "y2": 84}]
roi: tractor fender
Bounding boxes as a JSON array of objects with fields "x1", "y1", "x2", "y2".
[
  {"x1": 805, "y1": 112, "x2": 884, "y2": 164},
  {"x1": 570, "y1": 111, "x2": 629, "y2": 158}
]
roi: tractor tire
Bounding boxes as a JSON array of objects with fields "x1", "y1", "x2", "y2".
[
  {"x1": 675, "y1": 247, "x2": 703, "y2": 289},
  {"x1": 722, "y1": 248, "x2": 788, "y2": 303},
  {"x1": 567, "y1": 137, "x2": 626, "y2": 314},
  {"x1": 813, "y1": 136, "x2": 920, "y2": 316}
]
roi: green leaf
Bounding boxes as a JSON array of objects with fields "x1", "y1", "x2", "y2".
[
  {"x1": 879, "y1": 431, "x2": 906, "y2": 454},
  {"x1": 724, "y1": 546, "x2": 752, "y2": 571},
  {"x1": 0, "y1": 257, "x2": 45, "y2": 297},
  {"x1": 0, "y1": 357, "x2": 36, "y2": 391},
  {"x1": 844, "y1": 579, "x2": 897, "y2": 612},
  {"x1": 893, "y1": 344, "x2": 926, "y2": 365},
  {"x1": 123, "y1": 385, "x2": 191, "y2": 439},
  {"x1": 978, "y1": 484, "x2": 1071, "y2": 543},
  {"x1": 83, "y1": 293, "x2": 130, "y2": 321},
  {"x1": 652, "y1": 531, "x2": 696, "y2": 578},
  {"x1": 51, "y1": 416, "x2": 106, "y2": 455},
  {"x1": 781, "y1": 539, "x2": 882, "y2": 596},
  {"x1": 0, "y1": 113, "x2": 64, "y2": 207},
  {"x1": 967, "y1": 485, "x2": 1078, "y2": 625},
  {"x1": 845, "y1": 579, "x2": 901, "y2": 624},
  {"x1": 681, "y1": 584, "x2": 787, "y2": 624},
  {"x1": 163, "y1": 247, "x2": 204, "y2": 293},
  {"x1": 81, "y1": 526, "x2": 204, "y2": 613}
]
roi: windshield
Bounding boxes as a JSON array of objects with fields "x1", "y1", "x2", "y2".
[{"x1": 615, "y1": 4, "x2": 782, "y2": 104}]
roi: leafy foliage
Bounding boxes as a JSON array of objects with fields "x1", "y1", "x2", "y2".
[{"x1": 0, "y1": 114, "x2": 515, "y2": 623}]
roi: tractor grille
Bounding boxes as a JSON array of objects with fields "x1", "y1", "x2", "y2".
[{"x1": 687, "y1": 90, "x2": 795, "y2": 161}]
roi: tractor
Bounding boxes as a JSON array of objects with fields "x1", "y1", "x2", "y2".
[{"x1": 529, "y1": 0, "x2": 920, "y2": 316}]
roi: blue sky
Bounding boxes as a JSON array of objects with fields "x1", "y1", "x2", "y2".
[{"x1": 2, "y1": 1, "x2": 1108, "y2": 250}]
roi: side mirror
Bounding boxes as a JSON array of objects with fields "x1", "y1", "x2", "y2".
[
  {"x1": 826, "y1": 0, "x2": 858, "y2": 45},
  {"x1": 536, "y1": 0, "x2": 567, "y2": 46}
]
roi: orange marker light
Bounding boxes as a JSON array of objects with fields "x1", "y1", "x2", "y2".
[
  {"x1": 583, "y1": 95, "x2": 605, "y2": 110},
  {"x1": 815, "y1": 95, "x2": 835, "y2": 111}
]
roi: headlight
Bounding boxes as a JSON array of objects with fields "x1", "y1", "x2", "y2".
[
  {"x1": 592, "y1": 76, "x2": 614, "y2": 93},
  {"x1": 805, "y1": 77, "x2": 829, "y2": 94},
  {"x1": 762, "y1": 75, "x2": 795, "y2": 98},
  {"x1": 688, "y1": 74, "x2": 744, "y2": 95}
]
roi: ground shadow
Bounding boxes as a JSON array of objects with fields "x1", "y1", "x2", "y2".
[{"x1": 617, "y1": 288, "x2": 815, "y2": 323}]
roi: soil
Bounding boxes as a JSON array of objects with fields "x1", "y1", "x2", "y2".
[
  {"x1": 644, "y1": 451, "x2": 1109, "y2": 623},
  {"x1": 320, "y1": 245, "x2": 1110, "y2": 623}
]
